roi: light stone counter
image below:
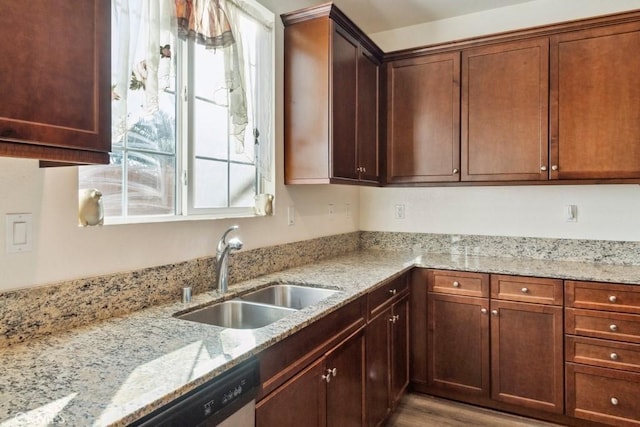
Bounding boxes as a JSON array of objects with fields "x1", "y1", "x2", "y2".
[{"x1": 1, "y1": 249, "x2": 640, "y2": 426}]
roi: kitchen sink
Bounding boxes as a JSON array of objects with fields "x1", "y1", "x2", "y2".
[
  {"x1": 176, "y1": 300, "x2": 296, "y2": 329},
  {"x1": 240, "y1": 283, "x2": 338, "y2": 310}
]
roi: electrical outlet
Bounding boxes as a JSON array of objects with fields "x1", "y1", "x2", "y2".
[
  {"x1": 565, "y1": 205, "x2": 578, "y2": 222},
  {"x1": 328, "y1": 204, "x2": 335, "y2": 220},
  {"x1": 395, "y1": 204, "x2": 405, "y2": 220},
  {"x1": 287, "y1": 206, "x2": 295, "y2": 226},
  {"x1": 345, "y1": 203, "x2": 352, "y2": 219}
]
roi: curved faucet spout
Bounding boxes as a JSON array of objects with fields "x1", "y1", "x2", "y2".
[
  {"x1": 215, "y1": 226, "x2": 243, "y2": 293},
  {"x1": 217, "y1": 225, "x2": 239, "y2": 257}
]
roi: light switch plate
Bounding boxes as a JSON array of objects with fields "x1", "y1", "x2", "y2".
[{"x1": 6, "y1": 213, "x2": 33, "y2": 253}]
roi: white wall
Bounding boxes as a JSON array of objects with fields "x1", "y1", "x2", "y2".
[
  {"x1": 0, "y1": 0, "x2": 358, "y2": 291},
  {"x1": 361, "y1": 0, "x2": 640, "y2": 242},
  {"x1": 370, "y1": 0, "x2": 640, "y2": 52}
]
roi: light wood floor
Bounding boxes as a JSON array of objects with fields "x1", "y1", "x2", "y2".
[{"x1": 385, "y1": 394, "x2": 564, "y2": 427}]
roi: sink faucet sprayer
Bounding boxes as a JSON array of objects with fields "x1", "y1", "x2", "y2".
[{"x1": 216, "y1": 225, "x2": 243, "y2": 293}]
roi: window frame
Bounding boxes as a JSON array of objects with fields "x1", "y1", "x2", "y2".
[{"x1": 82, "y1": 0, "x2": 275, "y2": 225}]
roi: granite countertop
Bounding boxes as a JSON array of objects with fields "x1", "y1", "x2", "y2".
[{"x1": 2, "y1": 249, "x2": 640, "y2": 426}]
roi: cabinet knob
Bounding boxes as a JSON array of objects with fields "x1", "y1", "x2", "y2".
[
  {"x1": 389, "y1": 316, "x2": 395, "y2": 323},
  {"x1": 611, "y1": 397, "x2": 619, "y2": 406},
  {"x1": 452, "y1": 168, "x2": 459, "y2": 174},
  {"x1": 610, "y1": 324, "x2": 618, "y2": 332},
  {"x1": 540, "y1": 166, "x2": 547, "y2": 171},
  {"x1": 481, "y1": 308, "x2": 488, "y2": 314},
  {"x1": 322, "y1": 368, "x2": 337, "y2": 383},
  {"x1": 452, "y1": 281, "x2": 460, "y2": 288},
  {"x1": 521, "y1": 287, "x2": 529, "y2": 294},
  {"x1": 610, "y1": 352, "x2": 619, "y2": 361},
  {"x1": 362, "y1": 167, "x2": 366, "y2": 173},
  {"x1": 491, "y1": 310, "x2": 498, "y2": 316},
  {"x1": 609, "y1": 295, "x2": 617, "y2": 303},
  {"x1": 551, "y1": 165, "x2": 559, "y2": 171},
  {"x1": 389, "y1": 288, "x2": 397, "y2": 296}
]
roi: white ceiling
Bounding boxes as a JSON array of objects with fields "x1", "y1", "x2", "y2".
[{"x1": 309, "y1": 0, "x2": 537, "y2": 33}]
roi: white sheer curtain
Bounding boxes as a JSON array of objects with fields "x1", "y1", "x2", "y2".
[
  {"x1": 111, "y1": 0, "x2": 175, "y2": 144},
  {"x1": 224, "y1": 0, "x2": 274, "y2": 183}
]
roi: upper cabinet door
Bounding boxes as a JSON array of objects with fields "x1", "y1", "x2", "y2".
[
  {"x1": 331, "y1": 24, "x2": 359, "y2": 181},
  {"x1": 550, "y1": 21, "x2": 640, "y2": 180},
  {"x1": 0, "y1": 1, "x2": 110, "y2": 164},
  {"x1": 387, "y1": 52, "x2": 461, "y2": 183},
  {"x1": 462, "y1": 38, "x2": 549, "y2": 182},
  {"x1": 357, "y1": 49, "x2": 380, "y2": 183}
]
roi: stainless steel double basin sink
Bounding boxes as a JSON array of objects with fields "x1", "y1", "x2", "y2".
[{"x1": 175, "y1": 283, "x2": 338, "y2": 329}]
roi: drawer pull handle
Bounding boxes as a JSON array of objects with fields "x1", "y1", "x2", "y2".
[
  {"x1": 611, "y1": 397, "x2": 619, "y2": 406},
  {"x1": 452, "y1": 281, "x2": 460, "y2": 288},
  {"x1": 610, "y1": 324, "x2": 618, "y2": 332},
  {"x1": 610, "y1": 353, "x2": 619, "y2": 360},
  {"x1": 388, "y1": 288, "x2": 397, "y2": 296},
  {"x1": 481, "y1": 308, "x2": 488, "y2": 314},
  {"x1": 609, "y1": 295, "x2": 617, "y2": 303},
  {"x1": 491, "y1": 310, "x2": 498, "y2": 316},
  {"x1": 521, "y1": 287, "x2": 529, "y2": 294}
]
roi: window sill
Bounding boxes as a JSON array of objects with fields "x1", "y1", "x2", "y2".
[{"x1": 98, "y1": 210, "x2": 267, "y2": 226}]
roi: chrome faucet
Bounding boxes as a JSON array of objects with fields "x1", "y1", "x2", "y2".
[{"x1": 215, "y1": 225, "x2": 243, "y2": 293}]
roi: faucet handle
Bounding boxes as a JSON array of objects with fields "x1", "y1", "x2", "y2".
[{"x1": 217, "y1": 225, "x2": 239, "y2": 253}]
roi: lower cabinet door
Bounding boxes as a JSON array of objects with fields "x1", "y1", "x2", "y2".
[
  {"x1": 256, "y1": 358, "x2": 326, "y2": 427},
  {"x1": 326, "y1": 328, "x2": 366, "y2": 427},
  {"x1": 391, "y1": 296, "x2": 409, "y2": 405},
  {"x1": 427, "y1": 293, "x2": 490, "y2": 397},
  {"x1": 567, "y1": 363, "x2": 640, "y2": 426},
  {"x1": 490, "y1": 300, "x2": 564, "y2": 413},
  {"x1": 366, "y1": 308, "x2": 391, "y2": 427}
]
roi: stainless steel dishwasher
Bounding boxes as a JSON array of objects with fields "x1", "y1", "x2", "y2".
[{"x1": 129, "y1": 357, "x2": 259, "y2": 427}]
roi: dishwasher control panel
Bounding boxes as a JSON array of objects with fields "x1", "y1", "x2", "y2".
[{"x1": 130, "y1": 357, "x2": 259, "y2": 427}]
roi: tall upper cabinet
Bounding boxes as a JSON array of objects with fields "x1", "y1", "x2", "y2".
[
  {"x1": 0, "y1": 1, "x2": 111, "y2": 165},
  {"x1": 550, "y1": 20, "x2": 640, "y2": 180},
  {"x1": 282, "y1": 4, "x2": 383, "y2": 185}
]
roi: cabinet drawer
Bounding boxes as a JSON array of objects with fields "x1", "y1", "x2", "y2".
[
  {"x1": 566, "y1": 308, "x2": 640, "y2": 344},
  {"x1": 566, "y1": 336, "x2": 640, "y2": 373},
  {"x1": 368, "y1": 274, "x2": 408, "y2": 317},
  {"x1": 428, "y1": 270, "x2": 489, "y2": 297},
  {"x1": 566, "y1": 363, "x2": 640, "y2": 426},
  {"x1": 566, "y1": 281, "x2": 640, "y2": 314},
  {"x1": 491, "y1": 275, "x2": 562, "y2": 305}
]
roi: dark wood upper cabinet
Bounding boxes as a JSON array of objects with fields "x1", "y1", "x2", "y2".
[
  {"x1": 0, "y1": 1, "x2": 110, "y2": 165},
  {"x1": 387, "y1": 53, "x2": 461, "y2": 183},
  {"x1": 550, "y1": 21, "x2": 640, "y2": 180},
  {"x1": 282, "y1": 4, "x2": 382, "y2": 185},
  {"x1": 462, "y1": 38, "x2": 549, "y2": 181}
]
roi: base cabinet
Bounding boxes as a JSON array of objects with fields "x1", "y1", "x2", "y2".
[
  {"x1": 256, "y1": 359, "x2": 326, "y2": 426},
  {"x1": 366, "y1": 275, "x2": 410, "y2": 427},
  {"x1": 422, "y1": 270, "x2": 565, "y2": 417},
  {"x1": 256, "y1": 328, "x2": 365, "y2": 427},
  {"x1": 565, "y1": 280, "x2": 640, "y2": 426},
  {"x1": 427, "y1": 292, "x2": 490, "y2": 396},
  {"x1": 490, "y1": 299, "x2": 564, "y2": 413}
]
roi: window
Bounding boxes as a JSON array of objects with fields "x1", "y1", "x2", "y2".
[{"x1": 80, "y1": 0, "x2": 274, "y2": 223}]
